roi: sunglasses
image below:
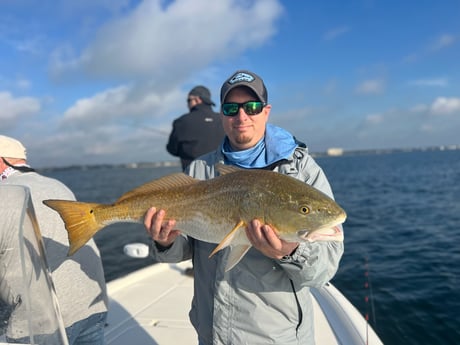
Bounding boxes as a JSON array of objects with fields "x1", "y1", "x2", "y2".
[{"x1": 221, "y1": 101, "x2": 266, "y2": 116}]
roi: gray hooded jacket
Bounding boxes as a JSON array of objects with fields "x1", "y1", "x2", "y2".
[{"x1": 151, "y1": 146, "x2": 344, "y2": 345}]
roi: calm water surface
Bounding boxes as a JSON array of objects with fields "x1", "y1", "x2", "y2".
[{"x1": 44, "y1": 150, "x2": 460, "y2": 345}]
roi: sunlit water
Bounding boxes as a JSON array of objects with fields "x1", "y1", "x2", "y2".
[{"x1": 44, "y1": 150, "x2": 460, "y2": 345}]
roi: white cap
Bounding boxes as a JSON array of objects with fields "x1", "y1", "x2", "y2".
[{"x1": 0, "y1": 135, "x2": 27, "y2": 159}]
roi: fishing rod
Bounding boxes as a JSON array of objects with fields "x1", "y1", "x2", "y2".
[{"x1": 364, "y1": 255, "x2": 378, "y2": 345}]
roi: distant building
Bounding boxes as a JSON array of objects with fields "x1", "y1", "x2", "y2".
[{"x1": 327, "y1": 148, "x2": 344, "y2": 156}]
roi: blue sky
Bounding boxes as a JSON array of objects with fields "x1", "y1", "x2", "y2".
[{"x1": 1, "y1": 0, "x2": 459, "y2": 168}]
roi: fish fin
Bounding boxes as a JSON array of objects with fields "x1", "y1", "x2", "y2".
[
  {"x1": 215, "y1": 164, "x2": 243, "y2": 175},
  {"x1": 209, "y1": 220, "x2": 246, "y2": 258},
  {"x1": 43, "y1": 200, "x2": 104, "y2": 255},
  {"x1": 225, "y1": 244, "x2": 252, "y2": 272},
  {"x1": 116, "y1": 173, "x2": 197, "y2": 203}
]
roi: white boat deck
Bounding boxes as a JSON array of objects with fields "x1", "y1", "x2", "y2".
[
  {"x1": 105, "y1": 261, "x2": 383, "y2": 345},
  {"x1": 105, "y1": 261, "x2": 196, "y2": 345}
]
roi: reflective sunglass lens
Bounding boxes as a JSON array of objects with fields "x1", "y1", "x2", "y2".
[
  {"x1": 243, "y1": 102, "x2": 263, "y2": 115},
  {"x1": 222, "y1": 101, "x2": 264, "y2": 116},
  {"x1": 222, "y1": 103, "x2": 239, "y2": 116}
]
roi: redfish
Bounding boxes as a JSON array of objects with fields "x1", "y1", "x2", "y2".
[{"x1": 44, "y1": 165, "x2": 346, "y2": 271}]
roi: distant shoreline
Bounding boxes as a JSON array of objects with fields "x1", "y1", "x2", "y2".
[{"x1": 39, "y1": 144, "x2": 459, "y2": 172}]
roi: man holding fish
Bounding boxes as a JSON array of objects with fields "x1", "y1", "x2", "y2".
[
  {"x1": 144, "y1": 70, "x2": 345, "y2": 345},
  {"x1": 44, "y1": 70, "x2": 345, "y2": 344}
]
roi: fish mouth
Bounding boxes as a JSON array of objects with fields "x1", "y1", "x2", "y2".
[
  {"x1": 297, "y1": 212, "x2": 346, "y2": 241},
  {"x1": 297, "y1": 225, "x2": 344, "y2": 242}
]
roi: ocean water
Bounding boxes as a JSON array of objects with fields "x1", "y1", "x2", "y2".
[{"x1": 44, "y1": 150, "x2": 460, "y2": 345}]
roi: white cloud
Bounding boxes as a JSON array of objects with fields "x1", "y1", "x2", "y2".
[
  {"x1": 0, "y1": 92, "x2": 41, "y2": 129},
  {"x1": 0, "y1": 76, "x2": 32, "y2": 90},
  {"x1": 355, "y1": 79, "x2": 385, "y2": 95},
  {"x1": 13, "y1": 36, "x2": 47, "y2": 55},
  {"x1": 430, "y1": 97, "x2": 460, "y2": 115},
  {"x1": 16, "y1": 78, "x2": 31, "y2": 90},
  {"x1": 61, "y1": 83, "x2": 182, "y2": 127},
  {"x1": 51, "y1": 0, "x2": 283, "y2": 81},
  {"x1": 408, "y1": 78, "x2": 448, "y2": 87},
  {"x1": 404, "y1": 33, "x2": 457, "y2": 64},
  {"x1": 430, "y1": 34, "x2": 456, "y2": 51}
]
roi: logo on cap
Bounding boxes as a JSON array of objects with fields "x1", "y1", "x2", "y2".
[{"x1": 229, "y1": 72, "x2": 255, "y2": 84}]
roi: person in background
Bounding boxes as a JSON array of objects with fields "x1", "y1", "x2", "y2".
[
  {"x1": 167, "y1": 85, "x2": 225, "y2": 171},
  {"x1": 144, "y1": 70, "x2": 344, "y2": 345},
  {"x1": 0, "y1": 135, "x2": 108, "y2": 345}
]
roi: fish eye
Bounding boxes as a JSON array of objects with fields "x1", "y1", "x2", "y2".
[{"x1": 299, "y1": 205, "x2": 310, "y2": 214}]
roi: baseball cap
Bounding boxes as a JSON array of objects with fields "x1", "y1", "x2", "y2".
[
  {"x1": 0, "y1": 135, "x2": 27, "y2": 159},
  {"x1": 220, "y1": 70, "x2": 268, "y2": 104},
  {"x1": 189, "y1": 86, "x2": 215, "y2": 106}
]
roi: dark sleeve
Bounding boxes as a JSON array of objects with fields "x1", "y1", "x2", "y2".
[
  {"x1": 150, "y1": 235, "x2": 193, "y2": 263},
  {"x1": 166, "y1": 121, "x2": 180, "y2": 156}
]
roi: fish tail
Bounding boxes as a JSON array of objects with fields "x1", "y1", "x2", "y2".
[{"x1": 43, "y1": 199, "x2": 105, "y2": 256}]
